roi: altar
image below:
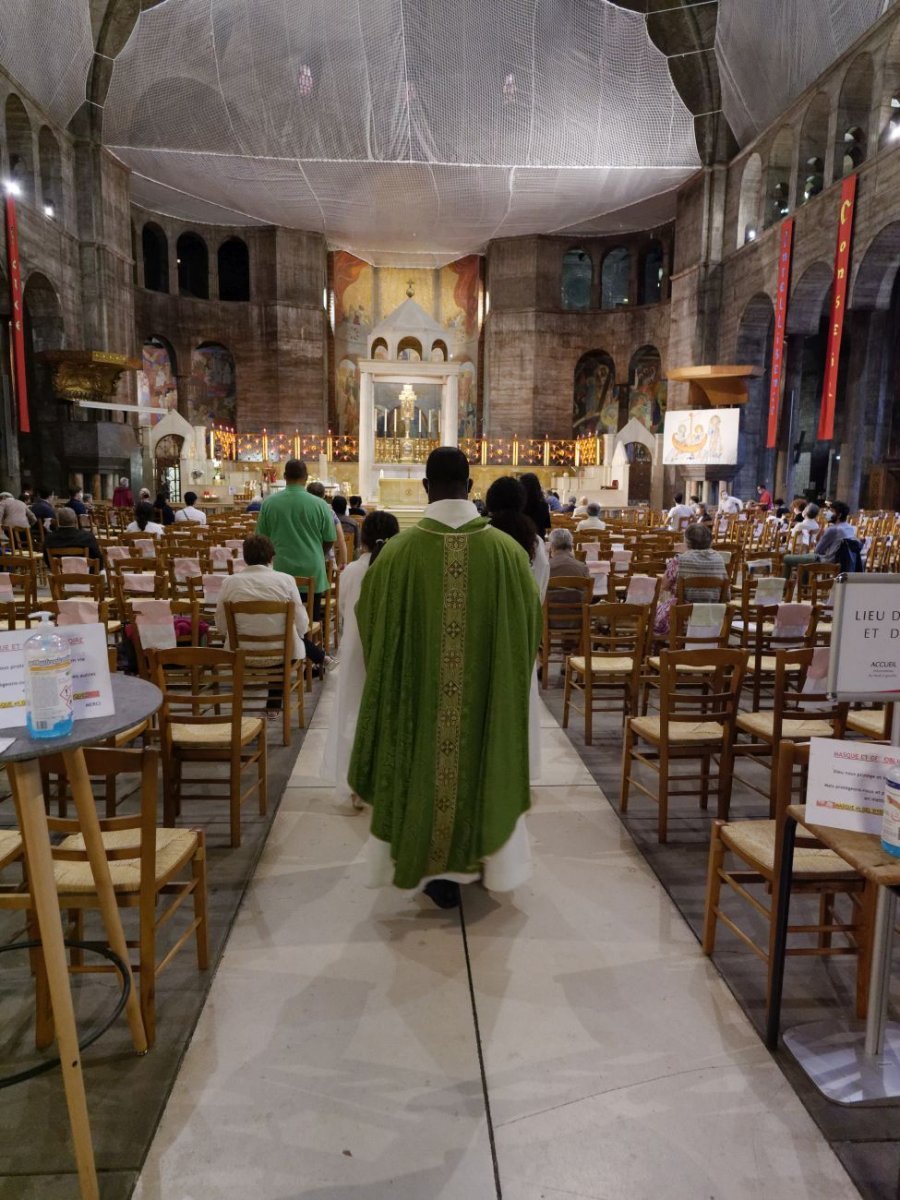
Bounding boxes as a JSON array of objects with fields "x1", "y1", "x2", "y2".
[{"x1": 378, "y1": 477, "x2": 425, "y2": 507}]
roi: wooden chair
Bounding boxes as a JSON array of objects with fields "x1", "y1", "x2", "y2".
[
  {"x1": 642, "y1": 601, "x2": 731, "y2": 711},
  {"x1": 744, "y1": 601, "x2": 816, "y2": 709},
  {"x1": 703, "y1": 740, "x2": 871, "y2": 1021},
  {"x1": 37, "y1": 746, "x2": 208, "y2": 1047},
  {"x1": 150, "y1": 647, "x2": 267, "y2": 848},
  {"x1": 846, "y1": 703, "x2": 894, "y2": 742},
  {"x1": 793, "y1": 561, "x2": 839, "y2": 602},
  {"x1": 563, "y1": 601, "x2": 649, "y2": 742},
  {"x1": 540, "y1": 576, "x2": 593, "y2": 689},
  {"x1": 295, "y1": 575, "x2": 326, "y2": 690},
  {"x1": 0, "y1": 553, "x2": 38, "y2": 621},
  {"x1": 735, "y1": 647, "x2": 847, "y2": 815},
  {"x1": 620, "y1": 648, "x2": 747, "y2": 842},
  {"x1": 674, "y1": 574, "x2": 730, "y2": 604},
  {"x1": 49, "y1": 572, "x2": 106, "y2": 604},
  {"x1": 46, "y1": 547, "x2": 102, "y2": 576},
  {"x1": 223, "y1": 600, "x2": 305, "y2": 746}
]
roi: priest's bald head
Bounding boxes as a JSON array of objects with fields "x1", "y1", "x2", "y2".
[{"x1": 423, "y1": 447, "x2": 471, "y2": 503}]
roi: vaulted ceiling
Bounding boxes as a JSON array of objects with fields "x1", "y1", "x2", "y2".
[{"x1": 0, "y1": 1, "x2": 894, "y2": 265}]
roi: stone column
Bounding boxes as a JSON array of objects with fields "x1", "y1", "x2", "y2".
[
  {"x1": 440, "y1": 374, "x2": 459, "y2": 447},
  {"x1": 358, "y1": 370, "x2": 375, "y2": 502}
]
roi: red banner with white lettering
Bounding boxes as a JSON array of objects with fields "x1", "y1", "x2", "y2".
[
  {"x1": 817, "y1": 175, "x2": 857, "y2": 442},
  {"x1": 4, "y1": 195, "x2": 30, "y2": 433},
  {"x1": 766, "y1": 217, "x2": 794, "y2": 449}
]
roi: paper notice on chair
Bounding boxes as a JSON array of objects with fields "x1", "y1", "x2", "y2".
[
  {"x1": 0, "y1": 623, "x2": 114, "y2": 730},
  {"x1": 805, "y1": 737, "x2": 900, "y2": 835}
]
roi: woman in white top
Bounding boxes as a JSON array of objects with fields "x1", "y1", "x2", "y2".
[
  {"x1": 322, "y1": 510, "x2": 401, "y2": 805},
  {"x1": 126, "y1": 501, "x2": 165, "y2": 535},
  {"x1": 486, "y1": 477, "x2": 549, "y2": 782}
]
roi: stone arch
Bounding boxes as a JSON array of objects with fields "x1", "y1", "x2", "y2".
[
  {"x1": 430, "y1": 339, "x2": 448, "y2": 361},
  {"x1": 218, "y1": 236, "x2": 250, "y2": 302},
  {"x1": 882, "y1": 20, "x2": 900, "y2": 144},
  {"x1": 612, "y1": 417, "x2": 656, "y2": 463},
  {"x1": 786, "y1": 262, "x2": 834, "y2": 336},
  {"x1": 796, "y1": 93, "x2": 830, "y2": 205},
  {"x1": 371, "y1": 337, "x2": 389, "y2": 360},
  {"x1": 737, "y1": 153, "x2": 762, "y2": 247},
  {"x1": 142, "y1": 223, "x2": 169, "y2": 293},
  {"x1": 851, "y1": 220, "x2": 900, "y2": 311},
  {"x1": 37, "y1": 126, "x2": 63, "y2": 217},
  {"x1": 177, "y1": 232, "x2": 209, "y2": 299},
  {"x1": 397, "y1": 336, "x2": 422, "y2": 360},
  {"x1": 23, "y1": 272, "x2": 64, "y2": 352},
  {"x1": 836, "y1": 53, "x2": 873, "y2": 177},
  {"x1": 5, "y1": 94, "x2": 34, "y2": 200},
  {"x1": 764, "y1": 128, "x2": 793, "y2": 228},
  {"x1": 561, "y1": 247, "x2": 592, "y2": 310}
]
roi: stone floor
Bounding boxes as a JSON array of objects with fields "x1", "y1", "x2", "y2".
[{"x1": 130, "y1": 679, "x2": 860, "y2": 1200}]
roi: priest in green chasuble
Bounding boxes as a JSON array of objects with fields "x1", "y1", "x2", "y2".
[{"x1": 348, "y1": 448, "x2": 543, "y2": 907}]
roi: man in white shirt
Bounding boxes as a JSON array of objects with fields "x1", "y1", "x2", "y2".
[
  {"x1": 216, "y1": 534, "x2": 309, "y2": 660},
  {"x1": 174, "y1": 491, "x2": 207, "y2": 525},
  {"x1": 666, "y1": 492, "x2": 694, "y2": 530},
  {"x1": 576, "y1": 503, "x2": 606, "y2": 532},
  {"x1": 572, "y1": 495, "x2": 590, "y2": 518},
  {"x1": 718, "y1": 488, "x2": 743, "y2": 515}
]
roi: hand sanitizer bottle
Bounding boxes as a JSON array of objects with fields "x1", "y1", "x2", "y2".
[
  {"x1": 882, "y1": 773, "x2": 900, "y2": 858},
  {"x1": 24, "y1": 612, "x2": 73, "y2": 739}
]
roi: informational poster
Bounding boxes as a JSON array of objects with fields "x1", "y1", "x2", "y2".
[
  {"x1": 0, "y1": 623, "x2": 114, "y2": 729},
  {"x1": 662, "y1": 408, "x2": 739, "y2": 465},
  {"x1": 828, "y1": 576, "x2": 900, "y2": 699},
  {"x1": 806, "y1": 738, "x2": 900, "y2": 835}
]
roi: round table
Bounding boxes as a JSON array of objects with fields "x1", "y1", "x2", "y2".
[{"x1": 0, "y1": 674, "x2": 162, "y2": 1200}]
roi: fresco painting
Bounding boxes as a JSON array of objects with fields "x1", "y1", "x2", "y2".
[
  {"x1": 628, "y1": 345, "x2": 666, "y2": 432},
  {"x1": 573, "y1": 350, "x2": 616, "y2": 437},
  {"x1": 333, "y1": 252, "x2": 373, "y2": 329},
  {"x1": 336, "y1": 357, "x2": 359, "y2": 436},
  {"x1": 189, "y1": 343, "x2": 236, "y2": 427},
  {"x1": 137, "y1": 340, "x2": 177, "y2": 426},
  {"x1": 457, "y1": 360, "x2": 477, "y2": 439}
]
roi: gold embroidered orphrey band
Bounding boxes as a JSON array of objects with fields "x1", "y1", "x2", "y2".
[{"x1": 428, "y1": 532, "x2": 468, "y2": 874}]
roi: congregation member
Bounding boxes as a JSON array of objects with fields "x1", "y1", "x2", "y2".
[
  {"x1": 654, "y1": 523, "x2": 728, "y2": 634},
  {"x1": 755, "y1": 482, "x2": 773, "y2": 510},
  {"x1": 43, "y1": 506, "x2": 104, "y2": 567},
  {"x1": 348, "y1": 495, "x2": 367, "y2": 516},
  {"x1": 692, "y1": 502, "x2": 713, "y2": 526},
  {"x1": 245, "y1": 493, "x2": 263, "y2": 513},
  {"x1": 520, "y1": 472, "x2": 551, "y2": 536},
  {"x1": 29, "y1": 487, "x2": 56, "y2": 525},
  {"x1": 717, "y1": 487, "x2": 742, "y2": 515},
  {"x1": 572, "y1": 495, "x2": 590, "y2": 517},
  {"x1": 112, "y1": 476, "x2": 133, "y2": 508},
  {"x1": 307, "y1": 480, "x2": 347, "y2": 568},
  {"x1": 576, "y1": 502, "x2": 606, "y2": 532},
  {"x1": 216, "y1": 534, "x2": 312, "y2": 711},
  {"x1": 794, "y1": 502, "x2": 821, "y2": 545},
  {"x1": 322, "y1": 510, "x2": 400, "y2": 805},
  {"x1": 126, "y1": 501, "x2": 165, "y2": 535},
  {"x1": 65, "y1": 488, "x2": 88, "y2": 518},
  {"x1": 546, "y1": 489, "x2": 562, "y2": 513},
  {"x1": 331, "y1": 494, "x2": 360, "y2": 560},
  {"x1": 138, "y1": 487, "x2": 152, "y2": 502},
  {"x1": 784, "y1": 499, "x2": 858, "y2": 574},
  {"x1": 0, "y1": 491, "x2": 37, "y2": 530},
  {"x1": 154, "y1": 491, "x2": 176, "y2": 525},
  {"x1": 174, "y1": 491, "x2": 207, "y2": 524},
  {"x1": 666, "y1": 491, "x2": 694, "y2": 530},
  {"x1": 256, "y1": 459, "x2": 335, "y2": 622},
  {"x1": 348, "y1": 448, "x2": 542, "y2": 909},
  {"x1": 547, "y1": 527, "x2": 591, "y2": 582}
]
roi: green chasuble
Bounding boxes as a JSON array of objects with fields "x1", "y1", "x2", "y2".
[{"x1": 348, "y1": 516, "x2": 542, "y2": 889}]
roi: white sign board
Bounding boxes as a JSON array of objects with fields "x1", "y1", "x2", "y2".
[
  {"x1": 806, "y1": 738, "x2": 900, "y2": 835},
  {"x1": 0, "y1": 623, "x2": 114, "y2": 730},
  {"x1": 827, "y1": 576, "x2": 900, "y2": 700},
  {"x1": 662, "y1": 408, "x2": 740, "y2": 466}
]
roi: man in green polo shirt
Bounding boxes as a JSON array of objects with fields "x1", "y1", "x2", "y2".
[{"x1": 255, "y1": 459, "x2": 335, "y2": 601}]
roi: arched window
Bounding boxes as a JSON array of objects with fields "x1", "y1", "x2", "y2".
[
  {"x1": 142, "y1": 223, "x2": 169, "y2": 293},
  {"x1": 218, "y1": 237, "x2": 250, "y2": 301},
  {"x1": 889, "y1": 93, "x2": 900, "y2": 144},
  {"x1": 177, "y1": 233, "x2": 209, "y2": 299},
  {"x1": 796, "y1": 94, "x2": 830, "y2": 205},
  {"x1": 601, "y1": 247, "x2": 630, "y2": 309},
  {"x1": 397, "y1": 337, "x2": 422, "y2": 361},
  {"x1": 561, "y1": 248, "x2": 592, "y2": 310},
  {"x1": 837, "y1": 54, "x2": 873, "y2": 176},
  {"x1": 737, "y1": 153, "x2": 762, "y2": 247},
  {"x1": 884, "y1": 23, "x2": 900, "y2": 145},
  {"x1": 5, "y1": 95, "x2": 34, "y2": 200},
  {"x1": 764, "y1": 128, "x2": 793, "y2": 228},
  {"x1": 430, "y1": 339, "x2": 448, "y2": 361},
  {"x1": 371, "y1": 337, "x2": 389, "y2": 360},
  {"x1": 638, "y1": 242, "x2": 664, "y2": 305},
  {"x1": 37, "y1": 126, "x2": 63, "y2": 219}
]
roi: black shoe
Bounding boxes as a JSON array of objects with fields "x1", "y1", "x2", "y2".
[{"x1": 423, "y1": 880, "x2": 461, "y2": 910}]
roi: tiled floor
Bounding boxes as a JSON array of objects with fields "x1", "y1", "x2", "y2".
[{"x1": 133, "y1": 681, "x2": 858, "y2": 1199}]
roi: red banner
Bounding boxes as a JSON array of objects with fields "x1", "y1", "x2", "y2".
[
  {"x1": 817, "y1": 174, "x2": 857, "y2": 442},
  {"x1": 767, "y1": 217, "x2": 794, "y2": 449},
  {"x1": 4, "y1": 195, "x2": 30, "y2": 434}
]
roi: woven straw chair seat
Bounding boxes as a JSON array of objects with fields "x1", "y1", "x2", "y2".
[
  {"x1": 53, "y1": 828, "x2": 199, "y2": 893},
  {"x1": 171, "y1": 717, "x2": 262, "y2": 746},
  {"x1": 847, "y1": 709, "x2": 887, "y2": 738},
  {"x1": 630, "y1": 716, "x2": 725, "y2": 743},
  {"x1": 721, "y1": 820, "x2": 858, "y2": 878},
  {"x1": 0, "y1": 829, "x2": 23, "y2": 868},
  {"x1": 569, "y1": 655, "x2": 634, "y2": 675},
  {"x1": 736, "y1": 712, "x2": 833, "y2": 739}
]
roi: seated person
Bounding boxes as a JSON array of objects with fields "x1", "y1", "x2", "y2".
[
  {"x1": 43, "y1": 505, "x2": 104, "y2": 567},
  {"x1": 575, "y1": 502, "x2": 606, "y2": 532},
  {"x1": 572, "y1": 495, "x2": 590, "y2": 518},
  {"x1": 154, "y1": 491, "x2": 176, "y2": 525},
  {"x1": 793, "y1": 502, "x2": 820, "y2": 546},
  {"x1": 29, "y1": 487, "x2": 56, "y2": 525},
  {"x1": 126, "y1": 501, "x2": 165, "y2": 535},
  {"x1": 0, "y1": 491, "x2": 37, "y2": 530},
  {"x1": 245, "y1": 493, "x2": 263, "y2": 513},
  {"x1": 331, "y1": 494, "x2": 360, "y2": 559},
  {"x1": 348, "y1": 495, "x2": 367, "y2": 517},
  {"x1": 174, "y1": 491, "x2": 207, "y2": 524},
  {"x1": 654, "y1": 523, "x2": 728, "y2": 634},
  {"x1": 784, "y1": 500, "x2": 856, "y2": 576},
  {"x1": 308, "y1": 481, "x2": 347, "y2": 568},
  {"x1": 666, "y1": 491, "x2": 694, "y2": 530},
  {"x1": 547, "y1": 528, "x2": 591, "y2": 581},
  {"x1": 692, "y1": 503, "x2": 713, "y2": 526},
  {"x1": 65, "y1": 489, "x2": 87, "y2": 517}
]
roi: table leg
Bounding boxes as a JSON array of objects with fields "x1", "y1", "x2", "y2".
[
  {"x1": 766, "y1": 813, "x2": 797, "y2": 1051},
  {"x1": 9, "y1": 760, "x2": 99, "y2": 1200},
  {"x1": 62, "y1": 748, "x2": 148, "y2": 1055},
  {"x1": 864, "y1": 886, "x2": 897, "y2": 1057}
]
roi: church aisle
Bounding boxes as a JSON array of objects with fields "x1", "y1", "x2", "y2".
[{"x1": 133, "y1": 682, "x2": 856, "y2": 1200}]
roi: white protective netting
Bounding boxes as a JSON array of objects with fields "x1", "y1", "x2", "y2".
[
  {"x1": 0, "y1": 0, "x2": 92, "y2": 127},
  {"x1": 716, "y1": 0, "x2": 893, "y2": 146},
  {"x1": 103, "y1": 0, "x2": 701, "y2": 264}
]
